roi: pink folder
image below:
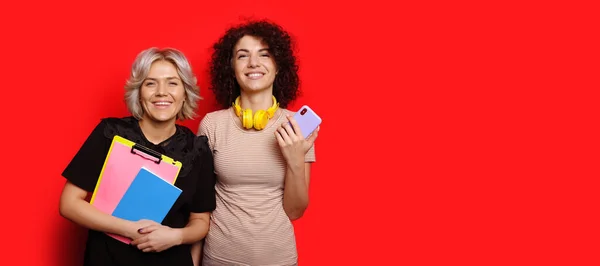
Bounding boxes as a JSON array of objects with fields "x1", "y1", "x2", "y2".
[{"x1": 89, "y1": 135, "x2": 182, "y2": 244}]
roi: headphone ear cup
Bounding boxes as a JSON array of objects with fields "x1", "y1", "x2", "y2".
[
  {"x1": 233, "y1": 103, "x2": 242, "y2": 117},
  {"x1": 253, "y1": 110, "x2": 268, "y2": 130},
  {"x1": 242, "y1": 109, "x2": 253, "y2": 129}
]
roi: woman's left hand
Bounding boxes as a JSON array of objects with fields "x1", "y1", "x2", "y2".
[
  {"x1": 130, "y1": 224, "x2": 183, "y2": 253},
  {"x1": 275, "y1": 115, "x2": 319, "y2": 165}
]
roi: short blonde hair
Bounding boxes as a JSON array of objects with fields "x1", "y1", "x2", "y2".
[{"x1": 124, "y1": 47, "x2": 201, "y2": 120}]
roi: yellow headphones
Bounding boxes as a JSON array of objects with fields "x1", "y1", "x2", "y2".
[{"x1": 232, "y1": 96, "x2": 279, "y2": 130}]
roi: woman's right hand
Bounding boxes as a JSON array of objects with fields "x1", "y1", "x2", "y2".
[{"x1": 59, "y1": 181, "x2": 162, "y2": 241}]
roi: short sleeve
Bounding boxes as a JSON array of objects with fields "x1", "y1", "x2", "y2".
[
  {"x1": 61, "y1": 120, "x2": 111, "y2": 192},
  {"x1": 198, "y1": 114, "x2": 214, "y2": 151},
  {"x1": 305, "y1": 143, "x2": 316, "y2": 163},
  {"x1": 191, "y1": 137, "x2": 217, "y2": 213}
]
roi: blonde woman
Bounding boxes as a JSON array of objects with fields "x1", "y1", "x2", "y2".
[{"x1": 59, "y1": 47, "x2": 216, "y2": 266}]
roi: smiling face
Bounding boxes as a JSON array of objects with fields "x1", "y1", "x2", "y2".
[
  {"x1": 139, "y1": 60, "x2": 186, "y2": 123},
  {"x1": 233, "y1": 35, "x2": 278, "y2": 93}
]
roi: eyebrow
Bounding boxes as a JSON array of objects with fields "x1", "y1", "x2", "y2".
[
  {"x1": 144, "y1": 77, "x2": 181, "y2": 81},
  {"x1": 235, "y1": 48, "x2": 270, "y2": 54}
]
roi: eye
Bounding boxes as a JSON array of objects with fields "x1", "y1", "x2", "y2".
[
  {"x1": 144, "y1": 81, "x2": 155, "y2": 86},
  {"x1": 260, "y1": 53, "x2": 270, "y2": 57},
  {"x1": 238, "y1": 54, "x2": 247, "y2": 59},
  {"x1": 169, "y1": 82, "x2": 179, "y2": 86}
]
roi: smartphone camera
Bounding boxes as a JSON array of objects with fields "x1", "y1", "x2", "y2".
[{"x1": 300, "y1": 108, "x2": 307, "y2": 115}]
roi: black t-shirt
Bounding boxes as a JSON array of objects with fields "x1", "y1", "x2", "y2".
[{"x1": 62, "y1": 117, "x2": 216, "y2": 266}]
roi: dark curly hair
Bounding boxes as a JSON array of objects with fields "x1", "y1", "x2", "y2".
[{"x1": 209, "y1": 19, "x2": 300, "y2": 109}]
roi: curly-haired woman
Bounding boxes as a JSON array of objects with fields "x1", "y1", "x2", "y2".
[{"x1": 198, "y1": 20, "x2": 320, "y2": 266}]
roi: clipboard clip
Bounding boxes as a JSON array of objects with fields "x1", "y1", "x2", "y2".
[{"x1": 131, "y1": 144, "x2": 162, "y2": 164}]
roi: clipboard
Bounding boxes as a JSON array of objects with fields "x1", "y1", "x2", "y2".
[{"x1": 89, "y1": 135, "x2": 182, "y2": 243}]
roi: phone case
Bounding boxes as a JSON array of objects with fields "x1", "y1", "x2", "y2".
[{"x1": 292, "y1": 105, "x2": 322, "y2": 139}]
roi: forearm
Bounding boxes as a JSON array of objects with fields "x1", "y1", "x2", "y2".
[
  {"x1": 60, "y1": 198, "x2": 133, "y2": 237},
  {"x1": 191, "y1": 241, "x2": 203, "y2": 266},
  {"x1": 283, "y1": 160, "x2": 309, "y2": 220},
  {"x1": 177, "y1": 216, "x2": 210, "y2": 245}
]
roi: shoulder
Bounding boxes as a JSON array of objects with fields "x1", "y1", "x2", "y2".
[
  {"x1": 176, "y1": 123, "x2": 195, "y2": 136},
  {"x1": 175, "y1": 124, "x2": 211, "y2": 156},
  {"x1": 202, "y1": 109, "x2": 231, "y2": 123},
  {"x1": 162, "y1": 125, "x2": 211, "y2": 176},
  {"x1": 100, "y1": 116, "x2": 137, "y2": 128},
  {"x1": 278, "y1": 108, "x2": 297, "y2": 121},
  {"x1": 100, "y1": 116, "x2": 144, "y2": 143},
  {"x1": 199, "y1": 108, "x2": 231, "y2": 134},
  {"x1": 281, "y1": 108, "x2": 295, "y2": 116},
  {"x1": 82, "y1": 116, "x2": 137, "y2": 140}
]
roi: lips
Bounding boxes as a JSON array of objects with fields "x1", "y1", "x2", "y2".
[
  {"x1": 152, "y1": 101, "x2": 172, "y2": 108},
  {"x1": 245, "y1": 72, "x2": 264, "y2": 79}
]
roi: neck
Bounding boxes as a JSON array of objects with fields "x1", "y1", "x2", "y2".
[
  {"x1": 138, "y1": 117, "x2": 177, "y2": 145},
  {"x1": 239, "y1": 89, "x2": 274, "y2": 113}
]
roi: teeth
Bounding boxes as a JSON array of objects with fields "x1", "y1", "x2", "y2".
[
  {"x1": 154, "y1": 102, "x2": 171, "y2": 106},
  {"x1": 248, "y1": 73, "x2": 263, "y2": 77}
]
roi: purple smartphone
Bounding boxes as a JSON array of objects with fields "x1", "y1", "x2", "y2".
[{"x1": 291, "y1": 105, "x2": 322, "y2": 139}]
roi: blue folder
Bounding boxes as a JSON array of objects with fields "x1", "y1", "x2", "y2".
[{"x1": 112, "y1": 167, "x2": 182, "y2": 223}]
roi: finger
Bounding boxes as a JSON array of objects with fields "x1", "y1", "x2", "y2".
[
  {"x1": 281, "y1": 121, "x2": 298, "y2": 141},
  {"x1": 275, "y1": 130, "x2": 286, "y2": 147},
  {"x1": 137, "y1": 241, "x2": 152, "y2": 251},
  {"x1": 306, "y1": 126, "x2": 320, "y2": 144},
  {"x1": 138, "y1": 225, "x2": 161, "y2": 234},
  {"x1": 277, "y1": 126, "x2": 293, "y2": 144},
  {"x1": 130, "y1": 235, "x2": 148, "y2": 246},
  {"x1": 287, "y1": 116, "x2": 303, "y2": 139},
  {"x1": 142, "y1": 247, "x2": 154, "y2": 253}
]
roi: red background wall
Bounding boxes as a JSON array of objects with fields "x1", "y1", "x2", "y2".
[{"x1": 1, "y1": 0, "x2": 598, "y2": 265}]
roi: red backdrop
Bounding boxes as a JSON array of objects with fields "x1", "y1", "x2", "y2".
[{"x1": 1, "y1": 0, "x2": 598, "y2": 265}]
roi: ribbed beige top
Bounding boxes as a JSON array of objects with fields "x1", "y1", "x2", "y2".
[{"x1": 199, "y1": 107, "x2": 315, "y2": 266}]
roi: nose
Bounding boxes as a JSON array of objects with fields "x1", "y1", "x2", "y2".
[
  {"x1": 156, "y1": 81, "x2": 168, "y2": 96},
  {"x1": 248, "y1": 54, "x2": 259, "y2": 68}
]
